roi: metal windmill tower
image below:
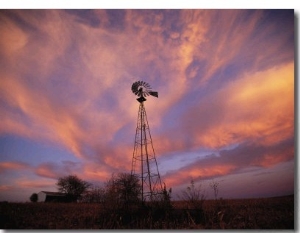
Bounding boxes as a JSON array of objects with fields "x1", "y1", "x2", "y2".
[{"x1": 131, "y1": 81, "x2": 163, "y2": 202}]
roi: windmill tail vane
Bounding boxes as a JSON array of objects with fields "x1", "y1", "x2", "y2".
[{"x1": 148, "y1": 91, "x2": 158, "y2": 98}]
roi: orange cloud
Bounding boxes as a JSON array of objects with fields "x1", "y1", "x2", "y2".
[
  {"x1": 162, "y1": 136, "x2": 294, "y2": 189},
  {"x1": 252, "y1": 144, "x2": 294, "y2": 168},
  {"x1": 0, "y1": 13, "x2": 28, "y2": 61},
  {"x1": 0, "y1": 185, "x2": 14, "y2": 191},
  {"x1": 0, "y1": 74, "x2": 85, "y2": 158},
  {"x1": 150, "y1": 63, "x2": 293, "y2": 164},
  {"x1": 82, "y1": 163, "x2": 112, "y2": 182},
  {"x1": 198, "y1": 10, "x2": 264, "y2": 85},
  {"x1": 0, "y1": 161, "x2": 29, "y2": 172},
  {"x1": 181, "y1": 62, "x2": 294, "y2": 150},
  {"x1": 15, "y1": 178, "x2": 55, "y2": 189},
  {"x1": 0, "y1": 10, "x2": 294, "y2": 179},
  {"x1": 164, "y1": 163, "x2": 236, "y2": 187},
  {"x1": 35, "y1": 165, "x2": 58, "y2": 179}
]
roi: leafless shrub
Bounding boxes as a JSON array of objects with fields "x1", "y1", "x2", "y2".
[
  {"x1": 209, "y1": 179, "x2": 220, "y2": 200},
  {"x1": 79, "y1": 186, "x2": 105, "y2": 203},
  {"x1": 103, "y1": 173, "x2": 141, "y2": 210},
  {"x1": 179, "y1": 180, "x2": 206, "y2": 210}
]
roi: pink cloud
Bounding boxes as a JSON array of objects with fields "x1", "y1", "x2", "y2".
[
  {"x1": 0, "y1": 161, "x2": 29, "y2": 173},
  {"x1": 15, "y1": 178, "x2": 55, "y2": 189},
  {"x1": 82, "y1": 162, "x2": 114, "y2": 182},
  {"x1": 0, "y1": 185, "x2": 15, "y2": 191},
  {"x1": 35, "y1": 163, "x2": 61, "y2": 179},
  {"x1": 162, "y1": 136, "x2": 294, "y2": 189},
  {"x1": 164, "y1": 163, "x2": 236, "y2": 188},
  {"x1": 174, "y1": 62, "x2": 294, "y2": 150},
  {"x1": 34, "y1": 161, "x2": 83, "y2": 179},
  {"x1": 0, "y1": 10, "x2": 294, "y2": 199}
]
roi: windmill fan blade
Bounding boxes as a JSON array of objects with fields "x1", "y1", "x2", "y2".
[
  {"x1": 131, "y1": 82, "x2": 139, "y2": 93},
  {"x1": 149, "y1": 91, "x2": 158, "y2": 98},
  {"x1": 131, "y1": 81, "x2": 157, "y2": 102}
]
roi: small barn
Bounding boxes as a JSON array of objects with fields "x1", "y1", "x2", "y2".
[{"x1": 37, "y1": 191, "x2": 67, "y2": 203}]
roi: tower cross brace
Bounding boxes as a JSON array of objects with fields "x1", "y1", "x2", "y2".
[{"x1": 131, "y1": 101, "x2": 163, "y2": 202}]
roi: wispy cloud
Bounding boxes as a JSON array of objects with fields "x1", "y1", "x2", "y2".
[
  {"x1": 0, "y1": 161, "x2": 30, "y2": 173},
  {"x1": 15, "y1": 178, "x2": 55, "y2": 189},
  {"x1": 0, "y1": 9, "x2": 294, "y2": 201},
  {"x1": 163, "y1": 135, "x2": 294, "y2": 188}
]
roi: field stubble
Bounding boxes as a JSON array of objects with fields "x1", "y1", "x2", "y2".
[{"x1": 0, "y1": 195, "x2": 294, "y2": 229}]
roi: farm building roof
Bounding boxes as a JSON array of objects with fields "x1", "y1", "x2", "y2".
[{"x1": 39, "y1": 191, "x2": 66, "y2": 196}]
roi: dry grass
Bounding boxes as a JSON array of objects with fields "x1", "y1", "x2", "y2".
[{"x1": 0, "y1": 195, "x2": 294, "y2": 229}]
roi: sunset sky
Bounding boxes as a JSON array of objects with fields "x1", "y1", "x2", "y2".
[{"x1": 0, "y1": 9, "x2": 295, "y2": 202}]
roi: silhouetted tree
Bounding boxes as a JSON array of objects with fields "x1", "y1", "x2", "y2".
[
  {"x1": 80, "y1": 185, "x2": 105, "y2": 203},
  {"x1": 56, "y1": 175, "x2": 91, "y2": 202},
  {"x1": 30, "y1": 193, "x2": 38, "y2": 202},
  {"x1": 104, "y1": 173, "x2": 141, "y2": 209}
]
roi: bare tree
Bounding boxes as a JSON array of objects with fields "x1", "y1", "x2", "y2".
[
  {"x1": 209, "y1": 179, "x2": 220, "y2": 200},
  {"x1": 104, "y1": 173, "x2": 141, "y2": 209},
  {"x1": 80, "y1": 185, "x2": 105, "y2": 203},
  {"x1": 57, "y1": 175, "x2": 91, "y2": 202}
]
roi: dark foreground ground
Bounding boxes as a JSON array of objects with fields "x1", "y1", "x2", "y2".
[{"x1": 0, "y1": 195, "x2": 294, "y2": 229}]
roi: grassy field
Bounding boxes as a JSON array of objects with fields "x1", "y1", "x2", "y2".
[{"x1": 0, "y1": 195, "x2": 294, "y2": 229}]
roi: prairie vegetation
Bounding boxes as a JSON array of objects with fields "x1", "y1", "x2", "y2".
[{"x1": 0, "y1": 195, "x2": 293, "y2": 229}]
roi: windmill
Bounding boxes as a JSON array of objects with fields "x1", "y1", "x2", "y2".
[{"x1": 131, "y1": 81, "x2": 163, "y2": 202}]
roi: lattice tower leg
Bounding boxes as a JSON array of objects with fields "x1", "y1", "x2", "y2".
[{"x1": 131, "y1": 102, "x2": 163, "y2": 202}]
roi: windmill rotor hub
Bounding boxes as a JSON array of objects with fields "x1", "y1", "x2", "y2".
[{"x1": 132, "y1": 81, "x2": 158, "y2": 102}]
